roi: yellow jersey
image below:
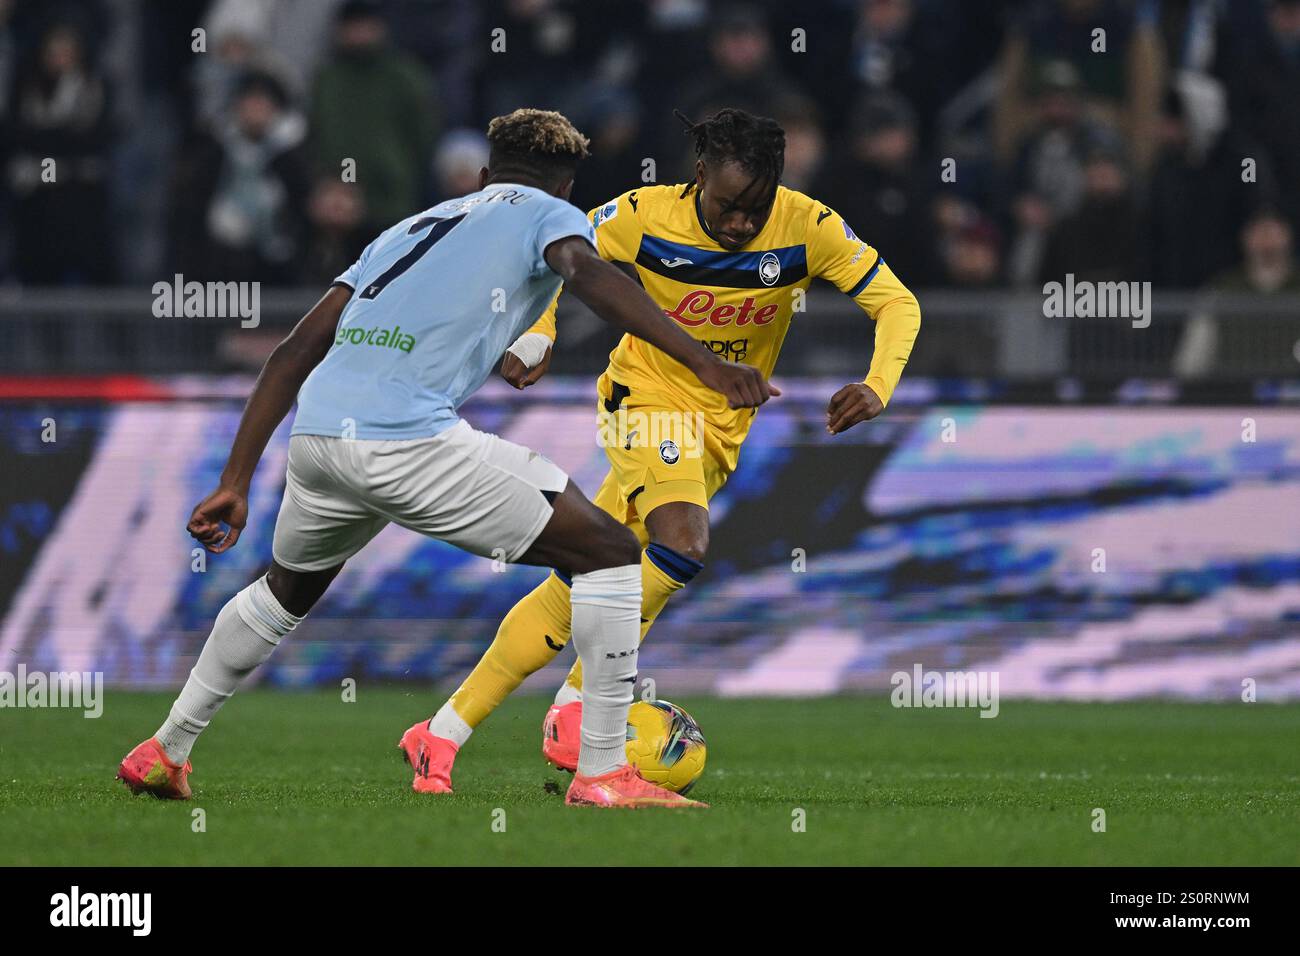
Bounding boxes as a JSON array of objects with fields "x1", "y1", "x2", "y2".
[{"x1": 529, "y1": 183, "x2": 920, "y2": 456}]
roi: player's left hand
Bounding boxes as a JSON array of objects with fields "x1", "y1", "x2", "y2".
[
  {"x1": 187, "y1": 485, "x2": 248, "y2": 553},
  {"x1": 826, "y1": 383, "x2": 883, "y2": 435}
]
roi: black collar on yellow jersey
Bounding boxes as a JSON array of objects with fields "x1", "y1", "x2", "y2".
[
  {"x1": 692, "y1": 187, "x2": 725, "y2": 247},
  {"x1": 687, "y1": 178, "x2": 780, "y2": 250}
]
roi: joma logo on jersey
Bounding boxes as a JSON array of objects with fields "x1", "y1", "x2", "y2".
[
  {"x1": 335, "y1": 325, "x2": 416, "y2": 353},
  {"x1": 664, "y1": 290, "x2": 779, "y2": 328}
]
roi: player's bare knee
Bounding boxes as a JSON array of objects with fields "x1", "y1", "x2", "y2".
[
  {"x1": 598, "y1": 521, "x2": 641, "y2": 568},
  {"x1": 654, "y1": 529, "x2": 709, "y2": 564},
  {"x1": 645, "y1": 502, "x2": 709, "y2": 564},
  {"x1": 266, "y1": 561, "x2": 339, "y2": 617},
  {"x1": 265, "y1": 563, "x2": 294, "y2": 605},
  {"x1": 678, "y1": 535, "x2": 708, "y2": 564},
  {"x1": 577, "y1": 517, "x2": 639, "y2": 570}
]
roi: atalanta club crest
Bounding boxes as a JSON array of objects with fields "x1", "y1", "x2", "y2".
[
  {"x1": 659, "y1": 439, "x2": 680, "y2": 464},
  {"x1": 758, "y1": 251, "x2": 781, "y2": 286}
]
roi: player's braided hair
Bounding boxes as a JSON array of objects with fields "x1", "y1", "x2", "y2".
[
  {"x1": 675, "y1": 108, "x2": 785, "y2": 199},
  {"x1": 486, "y1": 108, "x2": 591, "y2": 187}
]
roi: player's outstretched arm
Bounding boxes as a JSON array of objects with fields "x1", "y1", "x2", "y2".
[
  {"x1": 501, "y1": 263, "x2": 641, "y2": 389},
  {"x1": 543, "y1": 236, "x2": 779, "y2": 409},
  {"x1": 188, "y1": 285, "x2": 350, "y2": 553}
]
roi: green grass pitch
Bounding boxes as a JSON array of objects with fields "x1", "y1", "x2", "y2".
[{"x1": 1, "y1": 690, "x2": 1296, "y2": 866}]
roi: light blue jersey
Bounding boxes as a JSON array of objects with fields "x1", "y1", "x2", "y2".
[{"x1": 292, "y1": 183, "x2": 594, "y2": 440}]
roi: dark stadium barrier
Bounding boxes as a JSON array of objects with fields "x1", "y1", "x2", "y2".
[{"x1": 2, "y1": 287, "x2": 1298, "y2": 380}]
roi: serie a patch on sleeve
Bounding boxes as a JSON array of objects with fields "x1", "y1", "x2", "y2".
[{"x1": 592, "y1": 199, "x2": 619, "y2": 228}]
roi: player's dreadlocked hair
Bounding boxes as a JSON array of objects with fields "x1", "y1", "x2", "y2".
[
  {"x1": 675, "y1": 108, "x2": 785, "y2": 200},
  {"x1": 486, "y1": 108, "x2": 591, "y2": 189}
]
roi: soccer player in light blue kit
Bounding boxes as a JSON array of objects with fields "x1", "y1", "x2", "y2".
[{"x1": 118, "y1": 109, "x2": 775, "y2": 808}]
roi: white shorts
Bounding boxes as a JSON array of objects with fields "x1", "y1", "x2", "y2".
[{"x1": 271, "y1": 420, "x2": 569, "y2": 572}]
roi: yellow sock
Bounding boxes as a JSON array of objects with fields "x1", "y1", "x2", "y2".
[
  {"x1": 564, "y1": 544, "x2": 697, "y2": 693},
  {"x1": 448, "y1": 572, "x2": 573, "y2": 728}
]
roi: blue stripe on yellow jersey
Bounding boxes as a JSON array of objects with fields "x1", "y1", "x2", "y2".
[
  {"x1": 636, "y1": 234, "x2": 810, "y2": 288},
  {"x1": 526, "y1": 183, "x2": 920, "y2": 466}
]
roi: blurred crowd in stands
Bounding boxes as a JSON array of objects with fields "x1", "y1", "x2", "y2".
[{"x1": 0, "y1": 0, "x2": 1296, "y2": 299}]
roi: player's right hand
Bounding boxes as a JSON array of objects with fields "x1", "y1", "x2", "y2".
[
  {"x1": 697, "y1": 358, "x2": 780, "y2": 409},
  {"x1": 500, "y1": 344, "x2": 552, "y2": 389},
  {"x1": 187, "y1": 485, "x2": 248, "y2": 553}
]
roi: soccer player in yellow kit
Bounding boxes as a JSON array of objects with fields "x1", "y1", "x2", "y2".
[{"x1": 415, "y1": 108, "x2": 920, "y2": 790}]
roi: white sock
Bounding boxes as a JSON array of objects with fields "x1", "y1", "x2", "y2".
[
  {"x1": 568, "y1": 563, "x2": 640, "y2": 777},
  {"x1": 155, "y1": 575, "x2": 302, "y2": 762},
  {"x1": 553, "y1": 683, "x2": 582, "y2": 707},
  {"x1": 428, "y1": 702, "x2": 472, "y2": 747}
]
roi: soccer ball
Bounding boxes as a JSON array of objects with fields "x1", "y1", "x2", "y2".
[{"x1": 624, "y1": 699, "x2": 707, "y2": 794}]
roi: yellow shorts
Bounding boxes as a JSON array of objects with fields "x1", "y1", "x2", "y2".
[{"x1": 590, "y1": 375, "x2": 735, "y2": 541}]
